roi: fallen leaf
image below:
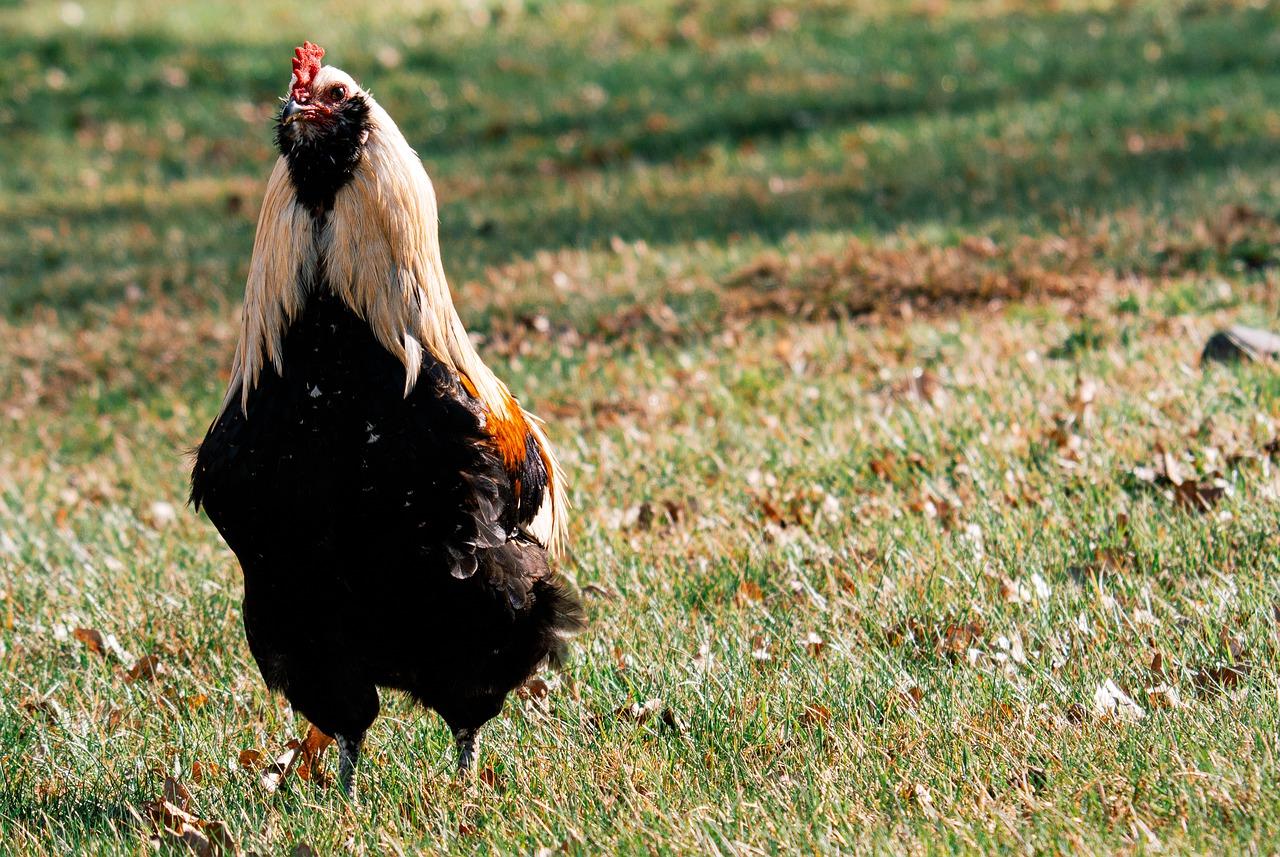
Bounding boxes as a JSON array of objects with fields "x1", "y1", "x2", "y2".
[
  {"x1": 692, "y1": 642, "x2": 713, "y2": 672},
  {"x1": 1173, "y1": 477, "x2": 1227, "y2": 513},
  {"x1": 1145, "y1": 684, "x2": 1184, "y2": 710},
  {"x1": 1193, "y1": 664, "x2": 1247, "y2": 697},
  {"x1": 869, "y1": 453, "x2": 897, "y2": 481},
  {"x1": 894, "y1": 674, "x2": 924, "y2": 708},
  {"x1": 800, "y1": 632, "x2": 825, "y2": 656},
  {"x1": 1149, "y1": 651, "x2": 1166, "y2": 683},
  {"x1": 140, "y1": 782, "x2": 240, "y2": 857},
  {"x1": 148, "y1": 500, "x2": 178, "y2": 528},
  {"x1": 22, "y1": 696, "x2": 62, "y2": 723},
  {"x1": 191, "y1": 761, "x2": 220, "y2": 784},
  {"x1": 1131, "y1": 465, "x2": 1158, "y2": 484},
  {"x1": 1091, "y1": 679, "x2": 1146, "y2": 722},
  {"x1": 1072, "y1": 376, "x2": 1097, "y2": 425},
  {"x1": 750, "y1": 634, "x2": 772, "y2": 664},
  {"x1": 203, "y1": 822, "x2": 237, "y2": 855},
  {"x1": 126, "y1": 655, "x2": 164, "y2": 683},
  {"x1": 164, "y1": 776, "x2": 191, "y2": 811},
  {"x1": 899, "y1": 781, "x2": 938, "y2": 818},
  {"x1": 518, "y1": 677, "x2": 550, "y2": 700},
  {"x1": 237, "y1": 749, "x2": 263, "y2": 771},
  {"x1": 295, "y1": 726, "x2": 333, "y2": 786},
  {"x1": 582, "y1": 582, "x2": 615, "y2": 600},
  {"x1": 735, "y1": 580, "x2": 764, "y2": 605},
  {"x1": 616, "y1": 698, "x2": 663, "y2": 724},
  {"x1": 899, "y1": 368, "x2": 944, "y2": 404},
  {"x1": 260, "y1": 740, "x2": 302, "y2": 793},
  {"x1": 1159, "y1": 446, "x2": 1184, "y2": 486},
  {"x1": 72, "y1": 627, "x2": 105, "y2": 655},
  {"x1": 1001, "y1": 574, "x2": 1050, "y2": 604},
  {"x1": 660, "y1": 707, "x2": 687, "y2": 735},
  {"x1": 801, "y1": 704, "x2": 831, "y2": 726},
  {"x1": 938, "y1": 621, "x2": 983, "y2": 657}
]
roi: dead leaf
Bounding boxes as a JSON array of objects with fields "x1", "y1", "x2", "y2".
[
  {"x1": 612, "y1": 647, "x2": 633, "y2": 671},
  {"x1": 126, "y1": 654, "x2": 164, "y2": 683},
  {"x1": 735, "y1": 580, "x2": 764, "y2": 606},
  {"x1": 518, "y1": 677, "x2": 550, "y2": 701},
  {"x1": 750, "y1": 634, "x2": 772, "y2": 664},
  {"x1": 295, "y1": 726, "x2": 333, "y2": 785},
  {"x1": 894, "y1": 675, "x2": 924, "y2": 708},
  {"x1": 22, "y1": 696, "x2": 62, "y2": 723},
  {"x1": 164, "y1": 776, "x2": 191, "y2": 811},
  {"x1": 260, "y1": 740, "x2": 302, "y2": 793},
  {"x1": 1132, "y1": 445, "x2": 1229, "y2": 513},
  {"x1": 800, "y1": 632, "x2": 825, "y2": 656},
  {"x1": 72, "y1": 627, "x2": 105, "y2": 655},
  {"x1": 660, "y1": 707, "x2": 687, "y2": 735},
  {"x1": 191, "y1": 761, "x2": 219, "y2": 784},
  {"x1": 896, "y1": 368, "x2": 943, "y2": 404},
  {"x1": 1131, "y1": 465, "x2": 1158, "y2": 484},
  {"x1": 692, "y1": 642, "x2": 713, "y2": 672},
  {"x1": 141, "y1": 781, "x2": 240, "y2": 857},
  {"x1": 1159, "y1": 446, "x2": 1183, "y2": 485},
  {"x1": 616, "y1": 698, "x2": 663, "y2": 724},
  {"x1": 900, "y1": 782, "x2": 938, "y2": 818},
  {"x1": 801, "y1": 704, "x2": 831, "y2": 726},
  {"x1": 203, "y1": 822, "x2": 237, "y2": 855},
  {"x1": 1091, "y1": 679, "x2": 1146, "y2": 722},
  {"x1": 1072, "y1": 376, "x2": 1097, "y2": 426},
  {"x1": 1173, "y1": 477, "x2": 1227, "y2": 513},
  {"x1": 1145, "y1": 684, "x2": 1184, "y2": 710},
  {"x1": 938, "y1": 621, "x2": 983, "y2": 657},
  {"x1": 1149, "y1": 651, "x2": 1166, "y2": 683},
  {"x1": 582, "y1": 582, "x2": 615, "y2": 600},
  {"x1": 237, "y1": 749, "x2": 263, "y2": 771},
  {"x1": 147, "y1": 500, "x2": 178, "y2": 529},
  {"x1": 1193, "y1": 663, "x2": 1247, "y2": 697},
  {"x1": 1001, "y1": 574, "x2": 1050, "y2": 604},
  {"x1": 869, "y1": 453, "x2": 897, "y2": 481}
]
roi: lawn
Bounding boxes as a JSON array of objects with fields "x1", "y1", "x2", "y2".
[{"x1": 2, "y1": 0, "x2": 1280, "y2": 853}]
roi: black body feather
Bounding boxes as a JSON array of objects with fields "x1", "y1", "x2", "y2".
[{"x1": 192, "y1": 287, "x2": 583, "y2": 745}]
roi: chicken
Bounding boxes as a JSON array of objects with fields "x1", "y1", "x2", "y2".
[{"x1": 191, "y1": 42, "x2": 583, "y2": 797}]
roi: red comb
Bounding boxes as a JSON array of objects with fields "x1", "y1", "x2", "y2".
[{"x1": 290, "y1": 41, "x2": 325, "y2": 101}]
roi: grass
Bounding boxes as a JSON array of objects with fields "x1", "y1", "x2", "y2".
[{"x1": 3, "y1": 0, "x2": 1280, "y2": 853}]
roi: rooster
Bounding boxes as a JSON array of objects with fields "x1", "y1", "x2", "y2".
[{"x1": 191, "y1": 42, "x2": 583, "y2": 796}]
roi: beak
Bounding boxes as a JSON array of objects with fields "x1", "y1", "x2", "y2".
[{"x1": 281, "y1": 98, "x2": 307, "y2": 125}]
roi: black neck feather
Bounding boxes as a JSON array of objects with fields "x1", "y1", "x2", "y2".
[{"x1": 276, "y1": 96, "x2": 371, "y2": 215}]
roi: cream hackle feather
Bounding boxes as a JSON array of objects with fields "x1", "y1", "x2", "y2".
[{"x1": 223, "y1": 66, "x2": 567, "y2": 554}]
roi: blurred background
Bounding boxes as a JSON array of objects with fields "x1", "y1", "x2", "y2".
[
  {"x1": 4, "y1": 2, "x2": 1280, "y2": 853},
  {"x1": 5, "y1": 0, "x2": 1278, "y2": 316}
]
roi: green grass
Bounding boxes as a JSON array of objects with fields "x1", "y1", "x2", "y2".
[{"x1": 3, "y1": 0, "x2": 1280, "y2": 853}]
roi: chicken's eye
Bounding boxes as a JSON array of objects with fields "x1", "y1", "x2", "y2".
[{"x1": 327, "y1": 84, "x2": 348, "y2": 101}]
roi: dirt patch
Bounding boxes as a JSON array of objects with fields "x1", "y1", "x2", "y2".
[
  {"x1": 0, "y1": 303, "x2": 234, "y2": 419},
  {"x1": 720, "y1": 232, "x2": 1111, "y2": 324},
  {"x1": 1154, "y1": 204, "x2": 1280, "y2": 274}
]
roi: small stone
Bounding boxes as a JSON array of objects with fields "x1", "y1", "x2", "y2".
[{"x1": 1202, "y1": 325, "x2": 1280, "y2": 364}]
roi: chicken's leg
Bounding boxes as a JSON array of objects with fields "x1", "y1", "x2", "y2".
[
  {"x1": 336, "y1": 733, "x2": 363, "y2": 799},
  {"x1": 453, "y1": 727, "x2": 479, "y2": 774}
]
